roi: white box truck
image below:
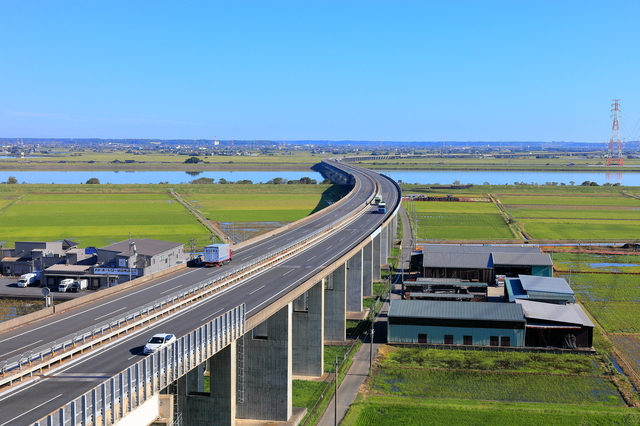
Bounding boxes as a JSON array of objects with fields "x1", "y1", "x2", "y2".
[
  {"x1": 17, "y1": 273, "x2": 38, "y2": 288},
  {"x1": 58, "y1": 278, "x2": 74, "y2": 292},
  {"x1": 203, "y1": 244, "x2": 232, "y2": 267},
  {"x1": 71, "y1": 279, "x2": 88, "y2": 292}
]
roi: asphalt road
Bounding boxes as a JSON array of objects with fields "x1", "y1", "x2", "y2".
[{"x1": 0, "y1": 160, "x2": 400, "y2": 425}]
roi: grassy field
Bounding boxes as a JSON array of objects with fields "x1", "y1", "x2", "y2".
[
  {"x1": 178, "y1": 184, "x2": 340, "y2": 222},
  {"x1": 339, "y1": 347, "x2": 640, "y2": 426},
  {"x1": 0, "y1": 183, "x2": 346, "y2": 249},
  {"x1": 408, "y1": 199, "x2": 514, "y2": 241},
  {"x1": 342, "y1": 396, "x2": 640, "y2": 426}
]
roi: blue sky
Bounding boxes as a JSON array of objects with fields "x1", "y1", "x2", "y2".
[{"x1": 2, "y1": 1, "x2": 639, "y2": 142}]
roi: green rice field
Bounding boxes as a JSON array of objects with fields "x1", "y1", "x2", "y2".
[
  {"x1": 409, "y1": 200, "x2": 514, "y2": 240},
  {"x1": 342, "y1": 397, "x2": 640, "y2": 426},
  {"x1": 0, "y1": 184, "x2": 344, "y2": 249},
  {"x1": 496, "y1": 192, "x2": 640, "y2": 241}
]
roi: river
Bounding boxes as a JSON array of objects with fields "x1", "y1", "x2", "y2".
[{"x1": 1, "y1": 169, "x2": 639, "y2": 186}]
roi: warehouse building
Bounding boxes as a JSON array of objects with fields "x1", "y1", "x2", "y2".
[
  {"x1": 388, "y1": 300, "x2": 526, "y2": 347},
  {"x1": 420, "y1": 245, "x2": 553, "y2": 284},
  {"x1": 1, "y1": 240, "x2": 84, "y2": 276},
  {"x1": 94, "y1": 238, "x2": 186, "y2": 283}
]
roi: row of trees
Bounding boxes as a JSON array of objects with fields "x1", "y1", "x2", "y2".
[{"x1": 189, "y1": 176, "x2": 325, "y2": 185}]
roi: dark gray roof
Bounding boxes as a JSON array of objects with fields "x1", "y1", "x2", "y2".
[
  {"x1": 388, "y1": 300, "x2": 525, "y2": 323},
  {"x1": 422, "y1": 244, "x2": 541, "y2": 254},
  {"x1": 407, "y1": 293, "x2": 475, "y2": 299},
  {"x1": 519, "y1": 275, "x2": 573, "y2": 295},
  {"x1": 492, "y1": 252, "x2": 552, "y2": 266},
  {"x1": 423, "y1": 252, "x2": 492, "y2": 269},
  {"x1": 516, "y1": 300, "x2": 594, "y2": 327},
  {"x1": 99, "y1": 239, "x2": 184, "y2": 257}
]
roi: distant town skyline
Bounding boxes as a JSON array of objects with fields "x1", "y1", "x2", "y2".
[{"x1": 2, "y1": 1, "x2": 639, "y2": 142}]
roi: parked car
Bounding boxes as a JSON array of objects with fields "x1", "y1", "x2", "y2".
[{"x1": 143, "y1": 333, "x2": 176, "y2": 354}]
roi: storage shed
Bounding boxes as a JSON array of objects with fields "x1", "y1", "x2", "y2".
[
  {"x1": 516, "y1": 299, "x2": 594, "y2": 349},
  {"x1": 505, "y1": 275, "x2": 576, "y2": 304}
]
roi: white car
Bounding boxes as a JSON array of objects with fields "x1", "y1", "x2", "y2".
[{"x1": 143, "y1": 333, "x2": 176, "y2": 354}]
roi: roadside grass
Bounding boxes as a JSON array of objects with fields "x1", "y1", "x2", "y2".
[{"x1": 341, "y1": 396, "x2": 640, "y2": 426}]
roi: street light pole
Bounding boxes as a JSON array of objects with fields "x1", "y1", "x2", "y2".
[{"x1": 369, "y1": 324, "x2": 375, "y2": 376}]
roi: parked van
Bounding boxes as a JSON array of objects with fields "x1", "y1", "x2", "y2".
[
  {"x1": 58, "y1": 278, "x2": 74, "y2": 292},
  {"x1": 17, "y1": 273, "x2": 38, "y2": 288}
]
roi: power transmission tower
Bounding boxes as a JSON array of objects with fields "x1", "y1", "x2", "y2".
[{"x1": 606, "y1": 99, "x2": 624, "y2": 166}]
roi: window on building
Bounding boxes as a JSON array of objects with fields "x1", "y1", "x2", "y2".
[
  {"x1": 418, "y1": 334, "x2": 427, "y2": 343},
  {"x1": 500, "y1": 336, "x2": 510, "y2": 347},
  {"x1": 463, "y1": 335, "x2": 472, "y2": 345},
  {"x1": 444, "y1": 335, "x2": 453, "y2": 345},
  {"x1": 490, "y1": 336, "x2": 499, "y2": 346}
]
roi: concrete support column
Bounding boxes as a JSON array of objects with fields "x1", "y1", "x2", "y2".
[
  {"x1": 177, "y1": 341, "x2": 236, "y2": 426},
  {"x1": 292, "y1": 281, "x2": 324, "y2": 377},
  {"x1": 237, "y1": 304, "x2": 292, "y2": 422},
  {"x1": 362, "y1": 241, "x2": 373, "y2": 297},
  {"x1": 373, "y1": 233, "x2": 382, "y2": 281},
  {"x1": 381, "y1": 225, "x2": 389, "y2": 265},
  {"x1": 346, "y1": 250, "x2": 363, "y2": 312},
  {"x1": 324, "y1": 264, "x2": 347, "y2": 342}
]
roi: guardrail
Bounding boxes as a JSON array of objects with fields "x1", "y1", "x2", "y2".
[
  {"x1": 1, "y1": 167, "x2": 375, "y2": 387},
  {"x1": 32, "y1": 304, "x2": 245, "y2": 426}
]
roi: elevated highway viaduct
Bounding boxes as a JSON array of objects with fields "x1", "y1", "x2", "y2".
[{"x1": 0, "y1": 159, "x2": 401, "y2": 426}]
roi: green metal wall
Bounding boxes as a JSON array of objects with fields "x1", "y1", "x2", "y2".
[
  {"x1": 532, "y1": 265, "x2": 553, "y2": 277},
  {"x1": 388, "y1": 324, "x2": 525, "y2": 347}
]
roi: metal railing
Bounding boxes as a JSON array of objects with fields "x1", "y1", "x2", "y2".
[{"x1": 32, "y1": 305, "x2": 245, "y2": 426}]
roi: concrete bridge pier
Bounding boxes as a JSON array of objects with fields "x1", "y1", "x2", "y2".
[
  {"x1": 380, "y1": 225, "x2": 389, "y2": 264},
  {"x1": 362, "y1": 241, "x2": 373, "y2": 297},
  {"x1": 346, "y1": 251, "x2": 363, "y2": 313},
  {"x1": 324, "y1": 264, "x2": 347, "y2": 342},
  {"x1": 236, "y1": 303, "x2": 292, "y2": 422},
  {"x1": 373, "y1": 233, "x2": 382, "y2": 281},
  {"x1": 292, "y1": 281, "x2": 324, "y2": 377}
]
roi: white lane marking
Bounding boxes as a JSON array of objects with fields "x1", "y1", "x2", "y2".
[
  {"x1": 0, "y1": 340, "x2": 42, "y2": 358},
  {"x1": 201, "y1": 309, "x2": 223, "y2": 322},
  {"x1": 0, "y1": 268, "x2": 202, "y2": 344},
  {"x1": 307, "y1": 255, "x2": 316, "y2": 261},
  {"x1": 94, "y1": 307, "x2": 126, "y2": 321},
  {"x1": 282, "y1": 269, "x2": 294, "y2": 276},
  {"x1": 249, "y1": 285, "x2": 265, "y2": 295},
  {"x1": 0, "y1": 392, "x2": 61, "y2": 426},
  {"x1": 160, "y1": 285, "x2": 183, "y2": 295}
]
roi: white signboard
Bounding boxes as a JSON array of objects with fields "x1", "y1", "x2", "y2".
[{"x1": 94, "y1": 268, "x2": 139, "y2": 276}]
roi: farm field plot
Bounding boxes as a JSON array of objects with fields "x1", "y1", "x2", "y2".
[
  {"x1": 561, "y1": 271, "x2": 640, "y2": 333},
  {"x1": 177, "y1": 184, "x2": 340, "y2": 222},
  {"x1": 409, "y1": 200, "x2": 513, "y2": 240},
  {"x1": 1, "y1": 191, "x2": 210, "y2": 248},
  {"x1": 496, "y1": 193, "x2": 640, "y2": 240},
  {"x1": 520, "y1": 219, "x2": 640, "y2": 240},
  {"x1": 342, "y1": 396, "x2": 640, "y2": 426},
  {"x1": 341, "y1": 347, "x2": 637, "y2": 426}
]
